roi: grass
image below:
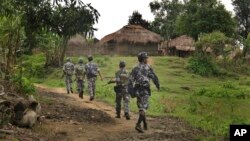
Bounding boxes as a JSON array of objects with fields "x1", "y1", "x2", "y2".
[{"x1": 24, "y1": 53, "x2": 250, "y2": 140}]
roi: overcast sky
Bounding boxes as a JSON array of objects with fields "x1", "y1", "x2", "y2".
[{"x1": 83, "y1": 0, "x2": 234, "y2": 39}]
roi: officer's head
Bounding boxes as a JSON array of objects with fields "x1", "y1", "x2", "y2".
[
  {"x1": 78, "y1": 58, "x2": 83, "y2": 63},
  {"x1": 88, "y1": 55, "x2": 93, "y2": 62},
  {"x1": 137, "y1": 52, "x2": 148, "y2": 63},
  {"x1": 66, "y1": 57, "x2": 71, "y2": 62},
  {"x1": 119, "y1": 61, "x2": 126, "y2": 68}
]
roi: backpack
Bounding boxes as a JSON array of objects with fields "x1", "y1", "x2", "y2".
[
  {"x1": 136, "y1": 64, "x2": 150, "y2": 87},
  {"x1": 86, "y1": 63, "x2": 98, "y2": 77},
  {"x1": 117, "y1": 70, "x2": 129, "y2": 85},
  {"x1": 75, "y1": 64, "x2": 85, "y2": 76},
  {"x1": 64, "y1": 63, "x2": 74, "y2": 76}
]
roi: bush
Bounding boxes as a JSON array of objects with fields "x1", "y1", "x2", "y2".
[
  {"x1": 11, "y1": 75, "x2": 36, "y2": 95},
  {"x1": 187, "y1": 53, "x2": 219, "y2": 76}
]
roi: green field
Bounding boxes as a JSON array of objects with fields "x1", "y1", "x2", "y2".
[{"x1": 24, "y1": 54, "x2": 250, "y2": 140}]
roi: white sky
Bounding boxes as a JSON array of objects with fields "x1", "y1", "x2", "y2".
[{"x1": 83, "y1": 0, "x2": 234, "y2": 39}]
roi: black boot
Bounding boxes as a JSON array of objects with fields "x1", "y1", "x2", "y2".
[
  {"x1": 115, "y1": 114, "x2": 121, "y2": 118},
  {"x1": 135, "y1": 114, "x2": 144, "y2": 133},
  {"x1": 142, "y1": 115, "x2": 147, "y2": 130},
  {"x1": 116, "y1": 111, "x2": 121, "y2": 118},
  {"x1": 70, "y1": 88, "x2": 73, "y2": 93},
  {"x1": 79, "y1": 91, "x2": 83, "y2": 99},
  {"x1": 67, "y1": 90, "x2": 70, "y2": 94},
  {"x1": 143, "y1": 122, "x2": 148, "y2": 130},
  {"x1": 135, "y1": 123, "x2": 144, "y2": 133},
  {"x1": 125, "y1": 113, "x2": 130, "y2": 120}
]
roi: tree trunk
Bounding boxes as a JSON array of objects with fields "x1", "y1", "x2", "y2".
[{"x1": 59, "y1": 36, "x2": 69, "y2": 67}]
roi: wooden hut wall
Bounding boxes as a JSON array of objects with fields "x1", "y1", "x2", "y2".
[{"x1": 102, "y1": 43, "x2": 159, "y2": 56}]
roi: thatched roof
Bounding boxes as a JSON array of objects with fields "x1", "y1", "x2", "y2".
[
  {"x1": 168, "y1": 35, "x2": 195, "y2": 51},
  {"x1": 99, "y1": 25, "x2": 163, "y2": 44}
]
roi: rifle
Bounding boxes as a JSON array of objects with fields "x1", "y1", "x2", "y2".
[{"x1": 104, "y1": 77, "x2": 116, "y2": 84}]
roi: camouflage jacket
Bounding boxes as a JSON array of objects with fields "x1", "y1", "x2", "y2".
[
  {"x1": 85, "y1": 61, "x2": 100, "y2": 78},
  {"x1": 75, "y1": 63, "x2": 85, "y2": 80},
  {"x1": 115, "y1": 68, "x2": 129, "y2": 86},
  {"x1": 63, "y1": 62, "x2": 75, "y2": 76},
  {"x1": 128, "y1": 63, "x2": 160, "y2": 89}
]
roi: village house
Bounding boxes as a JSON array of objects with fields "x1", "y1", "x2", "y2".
[
  {"x1": 160, "y1": 35, "x2": 195, "y2": 57},
  {"x1": 98, "y1": 25, "x2": 163, "y2": 56}
]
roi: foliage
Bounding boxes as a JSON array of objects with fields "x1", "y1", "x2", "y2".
[
  {"x1": 196, "y1": 31, "x2": 233, "y2": 57},
  {"x1": 128, "y1": 11, "x2": 151, "y2": 30},
  {"x1": 0, "y1": 14, "x2": 24, "y2": 80},
  {"x1": 243, "y1": 33, "x2": 250, "y2": 56},
  {"x1": 232, "y1": 0, "x2": 250, "y2": 38},
  {"x1": 10, "y1": 75, "x2": 36, "y2": 95},
  {"x1": 175, "y1": 0, "x2": 236, "y2": 40},
  {"x1": 149, "y1": 0, "x2": 184, "y2": 39},
  {"x1": 187, "y1": 52, "x2": 219, "y2": 76}
]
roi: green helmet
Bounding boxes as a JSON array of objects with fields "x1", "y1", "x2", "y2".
[
  {"x1": 119, "y1": 61, "x2": 126, "y2": 68},
  {"x1": 78, "y1": 58, "x2": 83, "y2": 63},
  {"x1": 137, "y1": 52, "x2": 148, "y2": 62},
  {"x1": 88, "y1": 55, "x2": 93, "y2": 61}
]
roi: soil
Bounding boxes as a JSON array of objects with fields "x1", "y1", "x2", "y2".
[{"x1": 1, "y1": 85, "x2": 207, "y2": 141}]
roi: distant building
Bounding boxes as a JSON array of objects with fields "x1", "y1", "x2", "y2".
[
  {"x1": 98, "y1": 25, "x2": 163, "y2": 56},
  {"x1": 65, "y1": 34, "x2": 100, "y2": 56},
  {"x1": 160, "y1": 35, "x2": 195, "y2": 57}
]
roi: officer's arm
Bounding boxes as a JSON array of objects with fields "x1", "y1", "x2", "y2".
[{"x1": 149, "y1": 67, "x2": 160, "y2": 90}]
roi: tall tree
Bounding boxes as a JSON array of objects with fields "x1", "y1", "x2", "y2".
[
  {"x1": 128, "y1": 11, "x2": 151, "y2": 30},
  {"x1": 232, "y1": 0, "x2": 250, "y2": 38},
  {"x1": 149, "y1": 0, "x2": 184, "y2": 39},
  {"x1": 176, "y1": 0, "x2": 236, "y2": 40}
]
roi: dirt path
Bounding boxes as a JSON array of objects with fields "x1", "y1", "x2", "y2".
[{"x1": 2, "y1": 85, "x2": 206, "y2": 141}]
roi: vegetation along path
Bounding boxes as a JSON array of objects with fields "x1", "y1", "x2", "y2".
[{"x1": 3, "y1": 84, "x2": 206, "y2": 141}]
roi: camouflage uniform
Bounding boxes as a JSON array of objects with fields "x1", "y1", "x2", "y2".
[
  {"x1": 85, "y1": 61, "x2": 100, "y2": 100},
  {"x1": 75, "y1": 59, "x2": 85, "y2": 98},
  {"x1": 128, "y1": 52, "x2": 160, "y2": 132},
  {"x1": 115, "y1": 67, "x2": 130, "y2": 119},
  {"x1": 63, "y1": 59, "x2": 75, "y2": 94}
]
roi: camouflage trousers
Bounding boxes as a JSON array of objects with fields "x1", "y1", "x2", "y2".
[
  {"x1": 76, "y1": 79, "x2": 84, "y2": 93},
  {"x1": 116, "y1": 88, "x2": 130, "y2": 114},
  {"x1": 87, "y1": 77, "x2": 96, "y2": 97},
  {"x1": 65, "y1": 75, "x2": 73, "y2": 92},
  {"x1": 135, "y1": 88, "x2": 150, "y2": 112}
]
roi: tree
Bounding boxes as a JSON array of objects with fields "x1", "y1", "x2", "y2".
[
  {"x1": 128, "y1": 11, "x2": 151, "y2": 30},
  {"x1": 243, "y1": 33, "x2": 250, "y2": 56},
  {"x1": 195, "y1": 31, "x2": 233, "y2": 57},
  {"x1": 46, "y1": 1, "x2": 100, "y2": 67},
  {"x1": 149, "y1": 0, "x2": 184, "y2": 39},
  {"x1": 176, "y1": 0, "x2": 236, "y2": 40},
  {"x1": 232, "y1": 0, "x2": 250, "y2": 38}
]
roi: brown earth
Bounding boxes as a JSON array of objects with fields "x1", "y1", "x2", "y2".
[{"x1": 1, "y1": 85, "x2": 206, "y2": 141}]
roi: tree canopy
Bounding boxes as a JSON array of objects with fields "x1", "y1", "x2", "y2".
[
  {"x1": 232, "y1": 0, "x2": 250, "y2": 39},
  {"x1": 128, "y1": 11, "x2": 151, "y2": 30},
  {"x1": 175, "y1": 0, "x2": 236, "y2": 40},
  {"x1": 149, "y1": 0, "x2": 184, "y2": 39}
]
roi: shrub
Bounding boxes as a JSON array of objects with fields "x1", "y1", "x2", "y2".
[
  {"x1": 187, "y1": 53, "x2": 219, "y2": 76},
  {"x1": 11, "y1": 75, "x2": 36, "y2": 95}
]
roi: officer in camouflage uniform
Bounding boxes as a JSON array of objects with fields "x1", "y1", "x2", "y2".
[
  {"x1": 128, "y1": 52, "x2": 160, "y2": 133},
  {"x1": 109, "y1": 61, "x2": 130, "y2": 120},
  {"x1": 84, "y1": 55, "x2": 103, "y2": 101},
  {"x1": 75, "y1": 58, "x2": 85, "y2": 99},
  {"x1": 63, "y1": 57, "x2": 75, "y2": 94}
]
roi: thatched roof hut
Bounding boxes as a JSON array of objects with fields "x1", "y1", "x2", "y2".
[
  {"x1": 160, "y1": 35, "x2": 195, "y2": 57},
  {"x1": 98, "y1": 25, "x2": 163, "y2": 55}
]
